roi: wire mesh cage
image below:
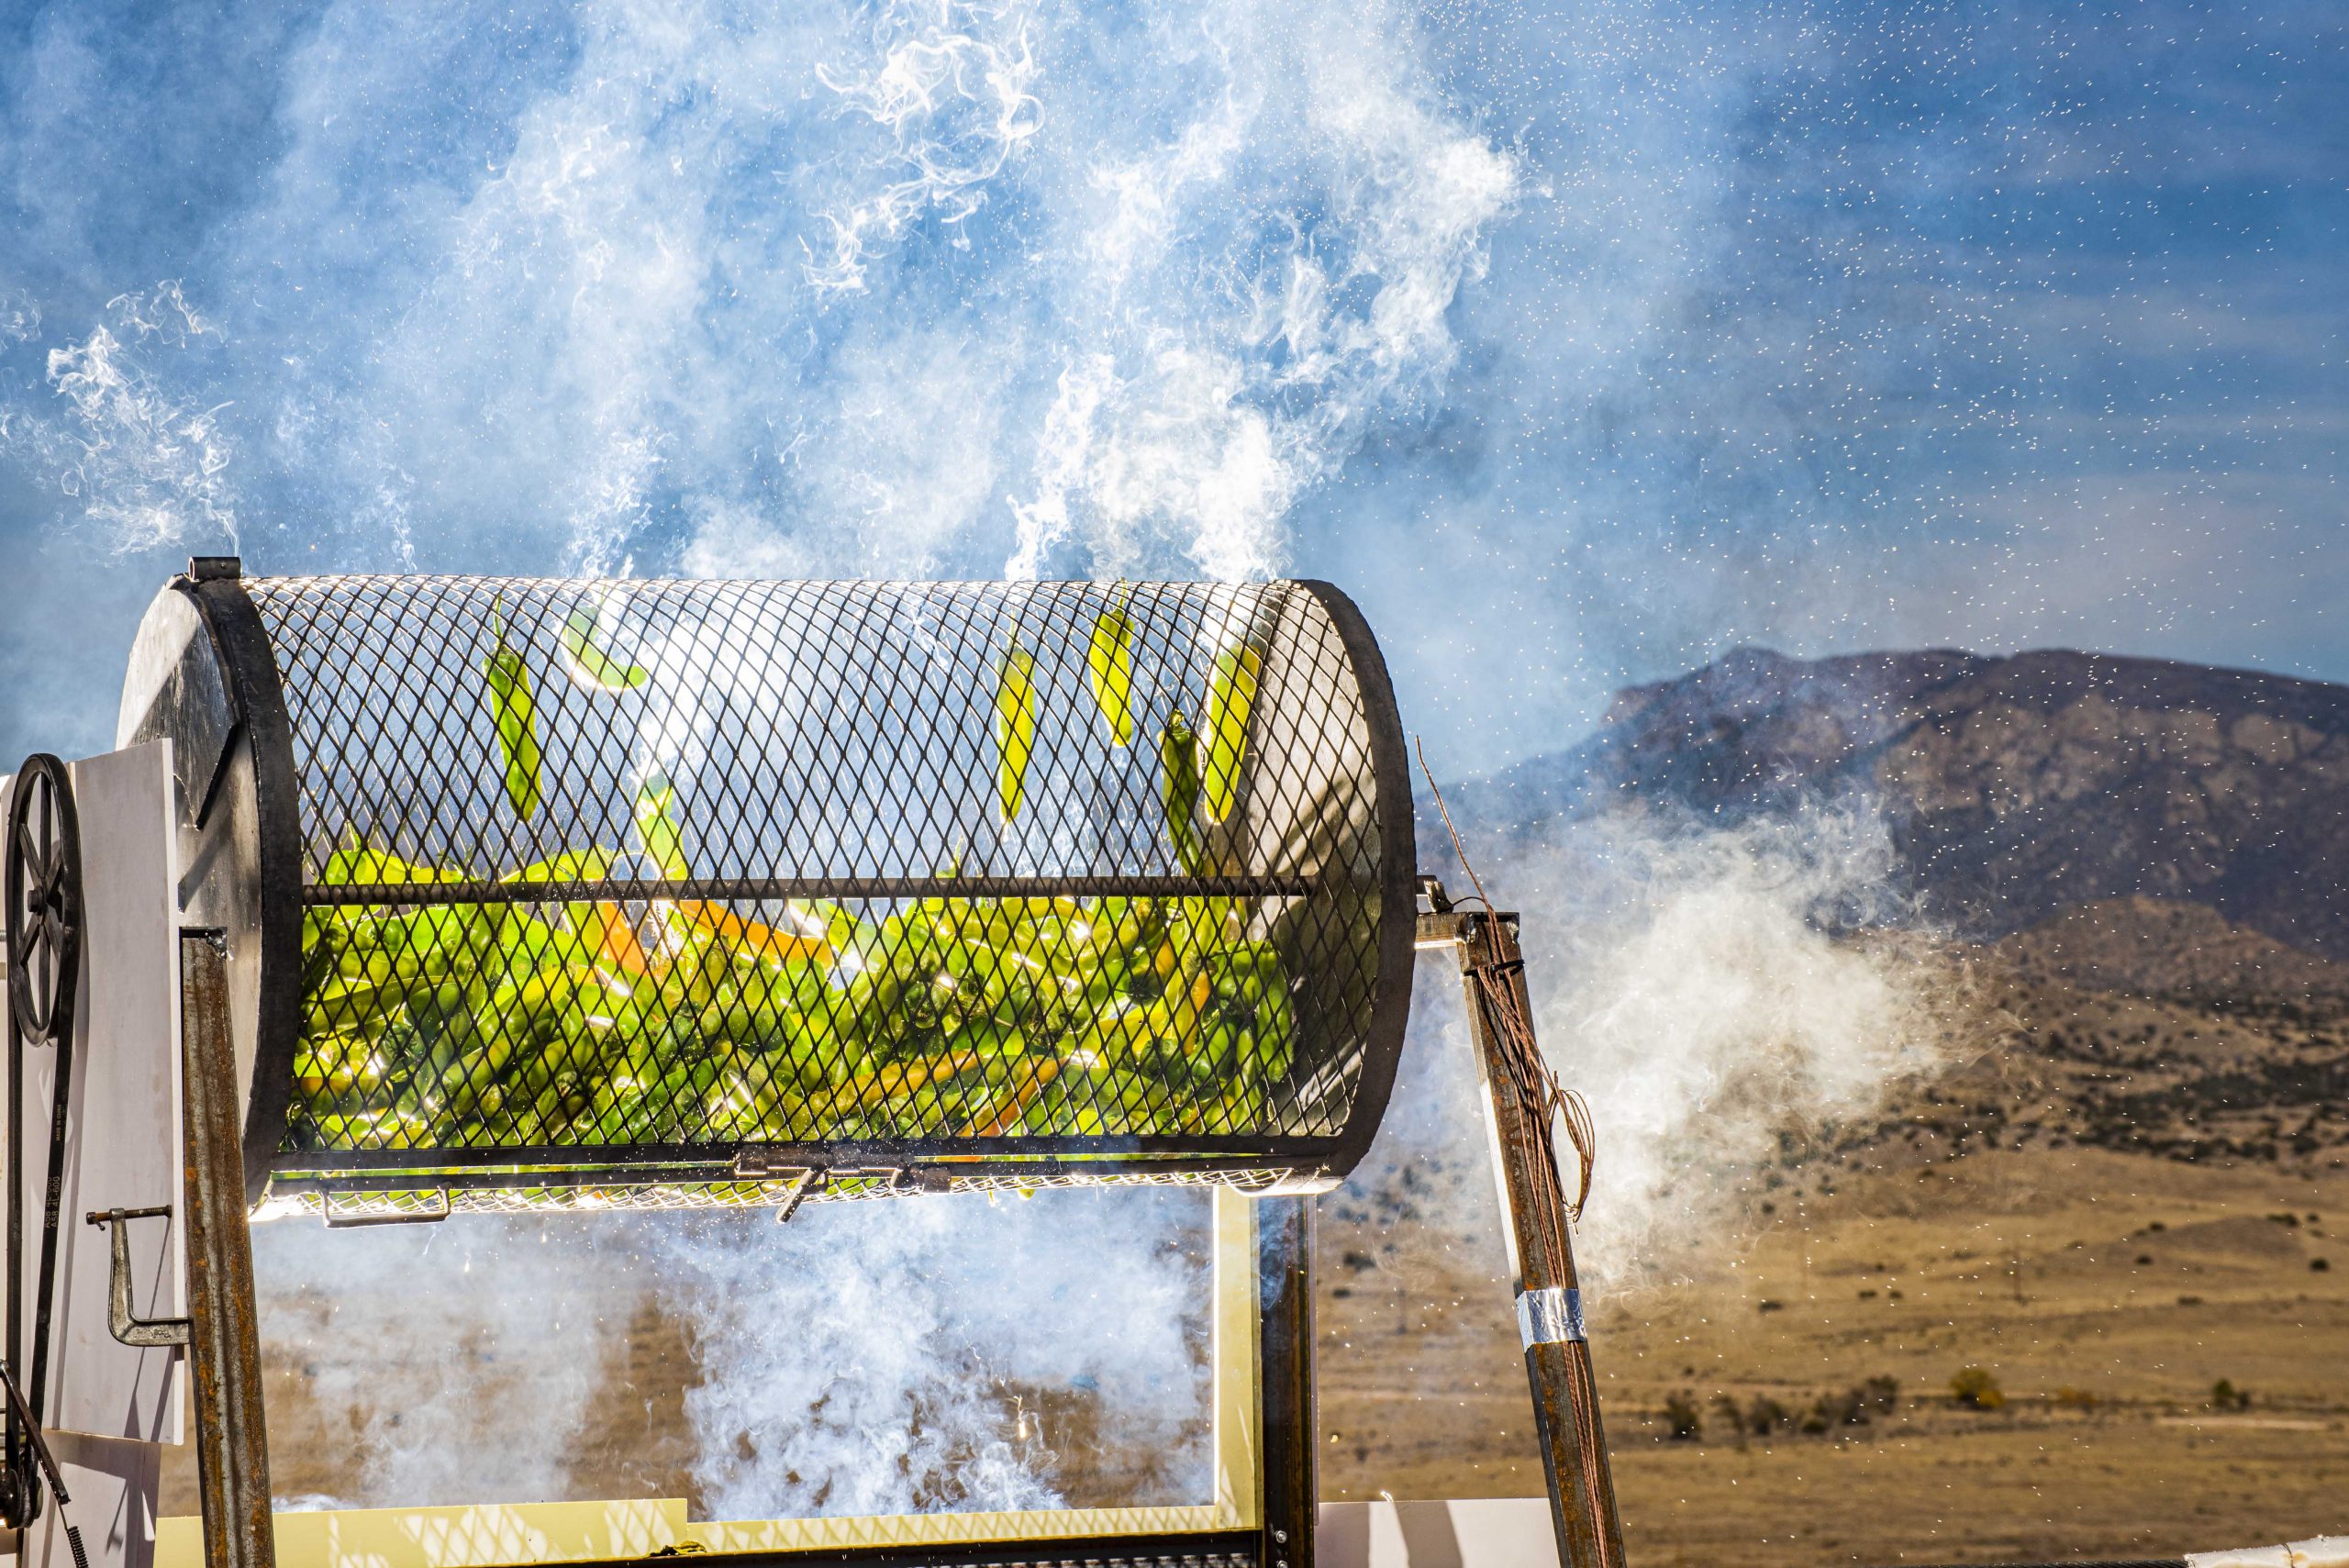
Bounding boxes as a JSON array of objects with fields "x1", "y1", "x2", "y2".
[{"x1": 117, "y1": 565, "x2": 1414, "y2": 1216}]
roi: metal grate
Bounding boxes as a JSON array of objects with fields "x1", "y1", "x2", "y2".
[
  {"x1": 226, "y1": 576, "x2": 1408, "y2": 1210},
  {"x1": 263, "y1": 1165, "x2": 1306, "y2": 1223}
]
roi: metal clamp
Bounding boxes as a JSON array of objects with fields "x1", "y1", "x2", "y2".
[{"x1": 83, "y1": 1207, "x2": 191, "y2": 1350}]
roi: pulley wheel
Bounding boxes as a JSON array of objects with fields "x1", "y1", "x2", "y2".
[{"x1": 6, "y1": 755, "x2": 83, "y2": 1049}]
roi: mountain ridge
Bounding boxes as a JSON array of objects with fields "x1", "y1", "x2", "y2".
[{"x1": 1448, "y1": 644, "x2": 2349, "y2": 960}]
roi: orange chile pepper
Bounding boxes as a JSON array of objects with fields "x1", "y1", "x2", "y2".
[
  {"x1": 680, "y1": 901, "x2": 832, "y2": 966},
  {"x1": 966, "y1": 1057, "x2": 1060, "y2": 1138},
  {"x1": 586, "y1": 903, "x2": 652, "y2": 977}
]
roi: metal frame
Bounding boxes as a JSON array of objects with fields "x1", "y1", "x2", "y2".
[
  {"x1": 1418, "y1": 905, "x2": 1626, "y2": 1568},
  {"x1": 162, "y1": 1070, "x2": 1320, "y2": 1568},
  {"x1": 174, "y1": 906, "x2": 1635, "y2": 1568},
  {"x1": 178, "y1": 567, "x2": 305, "y2": 1212},
  {"x1": 170, "y1": 909, "x2": 1636, "y2": 1568},
  {"x1": 179, "y1": 930, "x2": 274, "y2": 1568},
  {"x1": 1301, "y1": 582, "x2": 1419, "y2": 1203},
  {"x1": 130, "y1": 761, "x2": 1630, "y2": 1568}
]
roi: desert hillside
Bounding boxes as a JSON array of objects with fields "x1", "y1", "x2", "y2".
[
  {"x1": 1318, "y1": 912, "x2": 2349, "y2": 1561},
  {"x1": 1323, "y1": 647, "x2": 2349, "y2": 1564}
]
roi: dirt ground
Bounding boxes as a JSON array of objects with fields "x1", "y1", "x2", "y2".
[{"x1": 1318, "y1": 1144, "x2": 2349, "y2": 1564}]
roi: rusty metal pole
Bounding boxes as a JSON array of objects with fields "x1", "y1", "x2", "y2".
[
  {"x1": 1256, "y1": 1194, "x2": 1317, "y2": 1568},
  {"x1": 1452, "y1": 911, "x2": 1627, "y2": 1568},
  {"x1": 180, "y1": 931, "x2": 274, "y2": 1568}
]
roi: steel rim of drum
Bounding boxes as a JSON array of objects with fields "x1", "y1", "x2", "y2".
[{"x1": 5, "y1": 755, "x2": 82, "y2": 1050}]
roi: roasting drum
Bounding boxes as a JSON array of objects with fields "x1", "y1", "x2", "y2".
[{"x1": 117, "y1": 565, "x2": 1414, "y2": 1217}]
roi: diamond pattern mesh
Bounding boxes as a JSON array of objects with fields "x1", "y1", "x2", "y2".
[
  {"x1": 264, "y1": 1166, "x2": 1303, "y2": 1224},
  {"x1": 239, "y1": 577, "x2": 1397, "y2": 1211}
]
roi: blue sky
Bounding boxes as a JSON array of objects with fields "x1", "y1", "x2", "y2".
[{"x1": 1, "y1": 0, "x2": 2340, "y2": 775}]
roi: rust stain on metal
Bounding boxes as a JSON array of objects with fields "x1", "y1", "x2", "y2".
[
  {"x1": 182, "y1": 930, "x2": 276, "y2": 1568},
  {"x1": 1452, "y1": 913, "x2": 1629, "y2": 1568}
]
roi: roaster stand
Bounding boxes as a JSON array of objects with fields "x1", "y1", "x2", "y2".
[
  {"x1": 0, "y1": 906, "x2": 1627, "y2": 1568},
  {"x1": 52, "y1": 931, "x2": 1322, "y2": 1568},
  {"x1": 146, "y1": 909, "x2": 1623, "y2": 1568},
  {"x1": 3, "y1": 864, "x2": 1629, "y2": 1568}
]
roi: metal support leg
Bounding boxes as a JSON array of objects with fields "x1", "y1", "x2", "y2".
[
  {"x1": 1450, "y1": 913, "x2": 1626, "y2": 1568},
  {"x1": 1256, "y1": 1195, "x2": 1315, "y2": 1568},
  {"x1": 180, "y1": 932, "x2": 273, "y2": 1568}
]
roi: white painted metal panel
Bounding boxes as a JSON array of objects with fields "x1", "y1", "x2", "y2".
[
  {"x1": 23, "y1": 1431, "x2": 160, "y2": 1568},
  {"x1": 1316, "y1": 1499, "x2": 1562, "y2": 1568},
  {"x1": 15, "y1": 741, "x2": 185, "y2": 1444}
]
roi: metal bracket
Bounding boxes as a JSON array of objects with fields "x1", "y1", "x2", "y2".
[
  {"x1": 321, "y1": 1190, "x2": 450, "y2": 1229},
  {"x1": 773, "y1": 1167, "x2": 823, "y2": 1224},
  {"x1": 83, "y1": 1207, "x2": 191, "y2": 1349},
  {"x1": 730, "y1": 1146, "x2": 809, "y2": 1179},
  {"x1": 729, "y1": 1150, "x2": 830, "y2": 1220},
  {"x1": 1415, "y1": 908, "x2": 1474, "y2": 951}
]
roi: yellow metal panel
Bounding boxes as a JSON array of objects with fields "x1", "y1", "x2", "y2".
[
  {"x1": 1209, "y1": 1183, "x2": 1262, "y2": 1530},
  {"x1": 155, "y1": 1500, "x2": 688, "y2": 1568},
  {"x1": 685, "y1": 1505, "x2": 1230, "y2": 1553}
]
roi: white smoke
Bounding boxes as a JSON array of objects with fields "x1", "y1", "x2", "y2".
[
  {"x1": 648, "y1": 1192, "x2": 1210, "y2": 1519},
  {"x1": 807, "y1": 0, "x2": 1045, "y2": 295},
  {"x1": 1005, "y1": 2, "x2": 1517, "y2": 583},
  {"x1": 251, "y1": 1216, "x2": 624, "y2": 1509},
  {"x1": 1427, "y1": 798, "x2": 1974, "y2": 1290},
  {"x1": 762, "y1": 323, "x2": 1017, "y2": 578},
  {"x1": 0, "y1": 288, "x2": 39, "y2": 347},
  {"x1": 245, "y1": 1194, "x2": 1212, "y2": 1517},
  {"x1": 0, "y1": 0, "x2": 1515, "y2": 592},
  {"x1": 6, "y1": 283, "x2": 237, "y2": 553}
]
